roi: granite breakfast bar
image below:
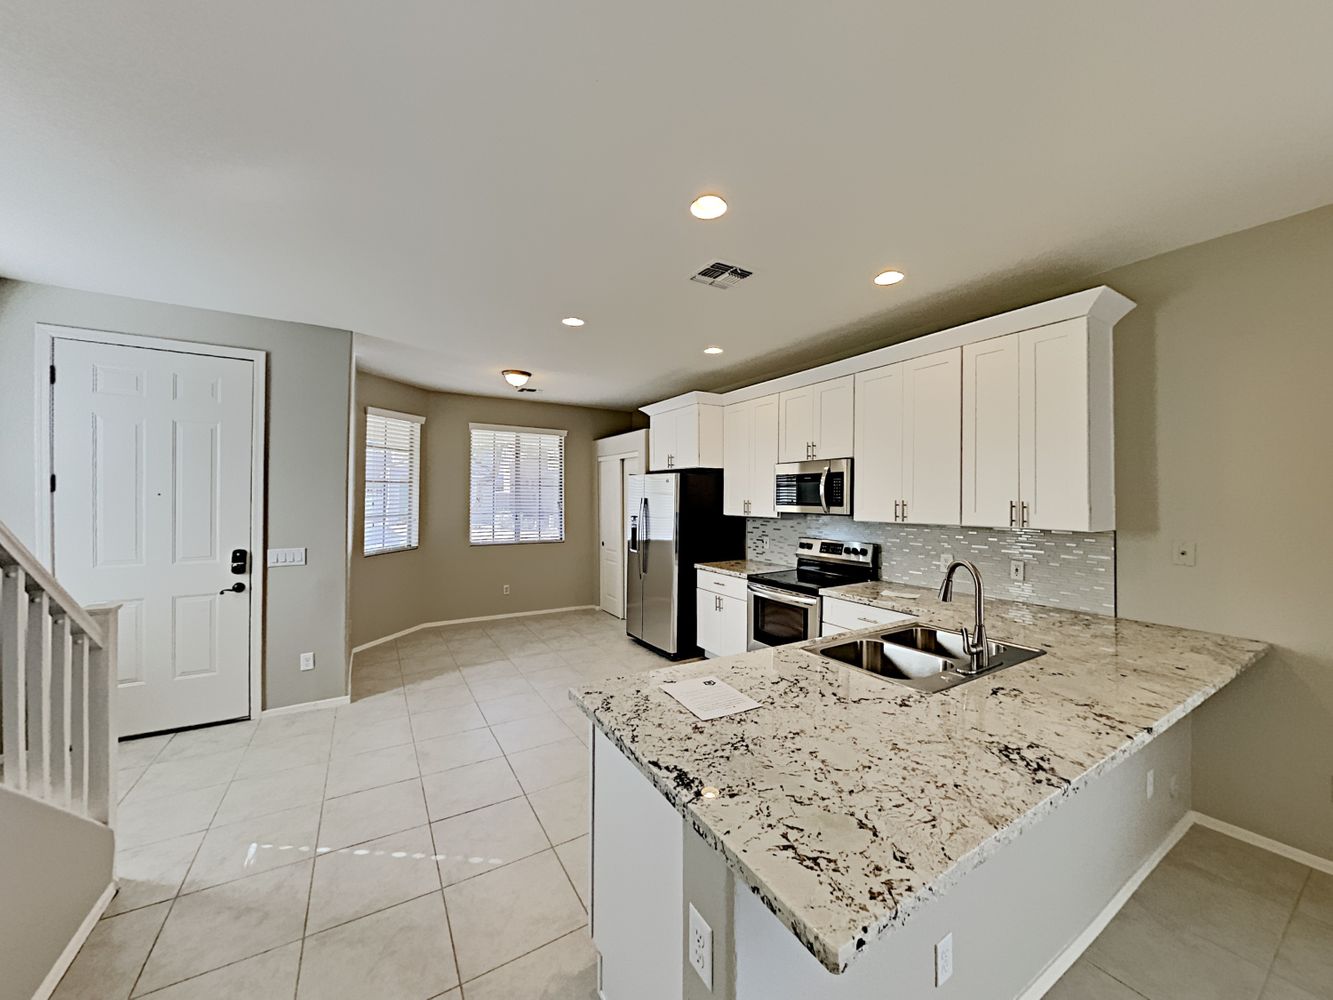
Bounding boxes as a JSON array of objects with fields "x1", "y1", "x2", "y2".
[{"x1": 573, "y1": 586, "x2": 1268, "y2": 1000}]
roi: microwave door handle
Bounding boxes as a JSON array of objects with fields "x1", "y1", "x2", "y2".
[{"x1": 818, "y1": 465, "x2": 830, "y2": 513}]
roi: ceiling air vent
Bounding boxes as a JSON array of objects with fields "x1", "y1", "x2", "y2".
[{"x1": 690, "y1": 261, "x2": 753, "y2": 289}]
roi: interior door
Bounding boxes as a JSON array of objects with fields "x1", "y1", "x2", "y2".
[
  {"x1": 903, "y1": 349, "x2": 962, "y2": 526},
  {"x1": 853, "y1": 364, "x2": 905, "y2": 523},
  {"x1": 962, "y1": 335, "x2": 1021, "y2": 527},
  {"x1": 53, "y1": 338, "x2": 254, "y2": 737},
  {"x1": 598, "y1": 457, "x2": 624, "y2": 618}
]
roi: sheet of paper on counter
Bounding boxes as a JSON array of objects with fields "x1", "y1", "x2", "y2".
[{"x1": 660, "y1": 676, "x2": 761, "y2": 721}]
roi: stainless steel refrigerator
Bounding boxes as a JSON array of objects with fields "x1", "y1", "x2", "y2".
[{"x1": 625, "y1": 470, "x2": 745, "y2": 658}]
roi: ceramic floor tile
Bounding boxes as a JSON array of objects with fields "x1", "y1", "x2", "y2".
[
  {"x1": 1295, "y1": 870, "x2": 1333, "y2": 926},
  {"x1": 407, "y1": 702, "x2": 487, "y2": 741},
  {"x1": 250, "y1": 711, "x2": 336, "y2": 747},
  {"x1": 421, "y1": 757, "x2": 523, "y2": 821},
  {"x1": 555, "y1": 836, "x2": 590, "y2": 910},
  {"x1": 134, "y1": 862, "x2": 311, "y2": 995},
  {"x1": 1166, "y1": 826, "x2": 1311, "y2": 905},
  {"x1": 352, "y1": 643, "x2": 398, "y2": 665},
  {"x1": 1134, "y1": 856, "x2": 1296, "y2": 966},
  {"x1": 398, "y1": 656, "x2": 460, "y2": 681},
  {"x1": 212, "y1": 763, "x2": 327, "y2": 826},
  {"x1": 182, "y1": 803, "x2": 322, "y2": 893},
  {"x1": 465, "y1": 676, "x2": 536, "y2": 703},
  {"x1": 306, "y1": 825, "x2": 440, "y2": 934},
  {"x1": 444, "y1": 850, "x2": 586, "y2": 982},
  {"x1": 117, "y1": 784, "x2": 228, "y2": 850},
  {"x1": 490, "y1": 713, "x2": 574, "y2": 756},
  {"x1": 350, "y1": 671, "x2": 404, "y2": 700},
  {"x1": 117, "y1": 734, "x2": 174, "y2": 769},
  {"x1": 135, "y1": 942, "x2": 300, "y2": 1000},
  {"x1": 317, "y1": 777, "x2": 428, "y2": 851},
  {"x1": 296, "y1": 893, "x2": 458, "y2": 1000},
  {"x1": 330, "y1": 715, "x2": 415, "y2": 758},
  {"x1": 525, "y1": 776, "x2": 589, "y2": 845},
  {"x1": 510, "y1": 652, "x2": 569, "y2": 675},
  {"x1": 553, "y1": 705, "x2": 592, "y2": 745},
  {"x1": 431, "y1": 797, "x2": 550, "y2": 886},
  {"x1": 477, "y1": 692, "x2": 550, "y2": 726},
  {"x1": 334, "y1": 690, "x2": 410, "y2": 726},
  {"x1": 406, "y1": 684, "x2": 479, "y2": 715},
  {"x1": 1261, "y1": 975, "x2": 1325, "y2": 1000},
  {"x1": 415, "y1": 729, "x2": 502, "y2": 776},
  {"x1": 1086, "y1": 899, "x2": 1269, "y2": 1000},
  {"x1": 107, "y1": 831, "x2": 206, "y2": 916},
  {"x1": 520, "y1": 665, "x2": 583, "y2": 690},
  {"x1": 124, "y1": 750, "x2": 244, "y2": 804},
  {"x1": 118, "y1": 765, "x2": 149, "y2": 801},
  {"x1": 53, "y1": 901, "x2": 168, "y2": 1000},
  {"x1": 1271, "y1": 910, "x2": 1333, "y2": 999},
  {"x1": 1046, "y1": 962, "x2": 1148, "y2": 999},
  {"x1": 450, "y1": 644, "x2": 507, "y2": 668},
  {"x1": 235, "y1": 732, "x2": 332, "y2": 780},
  {"x1": 154, "y1": 722, "x2": 257, "y2": 763},
  {"x1": 462, "y1": 929, "x2": 599, "y2": 1000},
  {"x1": 460, "y1": 660, "x2": 520, "y2": 683},
  {"x1": 506, "y1": 738, "x2": 588, "y2": 794},
  {"x1": 324, "y1": 743, "x2": 418, "y2": 798}
]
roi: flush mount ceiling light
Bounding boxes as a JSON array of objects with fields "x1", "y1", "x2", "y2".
[
  {"x1": 501, "y1": 369, "x2": 531, "y2": 388},
  {"x1": 689, "y1": 194, "x2": 728, "y2": 220},
  {"x1": 561, "y1": 317, "x2": 585, "y2": 327},
  {"x1": 703, "y1": 346, "x2": 724, "y2": 355},
  {"x1": 874, "y1": 269, "x2": 906, "y2": 286}
]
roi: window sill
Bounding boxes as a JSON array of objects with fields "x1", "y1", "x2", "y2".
[
  {"x1": 469, "y1": 539, "x2": 566, "y2": 547},
  {"x1": 363, "y1": 544, "x2": 420, "y2": 558}
]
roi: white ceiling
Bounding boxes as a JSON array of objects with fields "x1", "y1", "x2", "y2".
[{"x1": 3, "y1": 2, "x2": 1332, "y2": 410}]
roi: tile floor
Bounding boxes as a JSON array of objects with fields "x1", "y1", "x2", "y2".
[
  {"x1": 54, "y1": 608, "x2": 673, "y2": 1000},
  {"x1": 1048, "y1": 824, "x2": 1333, "y2": 1000}
]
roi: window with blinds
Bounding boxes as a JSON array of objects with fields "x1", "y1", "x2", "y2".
[
  {"x1": 469, "y1": 423, "x2": 567, "y2": 545},
  {"x1": 363, "y1": 407, "x2": 424, "y2": 556}
]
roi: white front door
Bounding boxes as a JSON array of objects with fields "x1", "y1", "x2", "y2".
[
  {"x1": 53, "y1": 338, "x2": 255, "y2": 737},
  {"x1": 599, "y1": 457, "x2": 624, "y2": 618}
]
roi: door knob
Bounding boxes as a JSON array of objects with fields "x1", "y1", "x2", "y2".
[{"x1": 219, "y1": 582, "x2": 246, "y2": 595}]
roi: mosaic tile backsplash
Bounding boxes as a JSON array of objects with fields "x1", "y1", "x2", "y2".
[{"x1": 746, "y1": 515, "x2": 1116, "y2": 616}]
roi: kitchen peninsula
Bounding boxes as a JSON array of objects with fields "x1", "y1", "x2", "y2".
[{"x1": 574, "y1": 586, "x2": 1268, "y2": 1000}]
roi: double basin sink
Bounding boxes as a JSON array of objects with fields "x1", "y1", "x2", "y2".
[{"x1": 807, "y1": 624, "x2": 1045, "y2": 693}]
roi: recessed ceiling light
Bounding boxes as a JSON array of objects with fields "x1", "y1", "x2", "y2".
[
  {"x1": 502, "y1": 369, "x2": 531, "y2": 387},
  {"x1": 561, "y1": 317, "x2": 585, "y2": 327},
  {"x1": 703, "y1": 346, "x2": 724, "y2": 355},
  {"x1": 690, "y1": 194, "x2": 728, "y2": 220},
  {"x1": 874, "y1": 269, "x2": 906, "y2": 286}
]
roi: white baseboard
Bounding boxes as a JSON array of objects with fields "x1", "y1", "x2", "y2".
[
  {"x1": 1190, "y1": 811, "x2": 1333, "y2": 876},
  {"x1": 260, "y1": 694, "x2": 351, "y2": 718},
  {"x1": 33, "y1": 880, "x2": 116, "y2": 1000},
  {"x1": 351, "y1": 604, "x2": 600, "y2": 654},
  {"x1": 1017, "y1": 811, "x2": 1195, "y2": 1000}
]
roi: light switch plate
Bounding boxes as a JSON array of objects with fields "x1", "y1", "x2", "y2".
[
  {"x1": 267, "y1": 548, "x2": 307, "y2": 567},
  {"x1": 935, "y1": 932, "x2": 954, "y2": 986},
  {"x1": 299, "y1": 652, "x2": 315, "y2": 672},
  {"x1": 1171, "y1": 541, "x2": 1196, "y2": 567}
]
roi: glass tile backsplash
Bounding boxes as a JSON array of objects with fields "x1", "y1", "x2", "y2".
[{"x1": 746, "y1": 515, "x2": 1116, "y2": 616}]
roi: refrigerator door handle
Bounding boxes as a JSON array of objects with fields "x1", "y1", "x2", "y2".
[
  {"x1": 628, "y1": 514, "x2": 639, "y2": 555},
  {"x1": 639, "y1": 497, "x2": 649, "y2": 576}
]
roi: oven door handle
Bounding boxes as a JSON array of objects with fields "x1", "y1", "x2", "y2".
[
  {"x1": 818, "y1": 464, "x2": 830, "y2": 514},
  {"x1": 747, "y1": 583, "x2": 819, "y2": 607}
]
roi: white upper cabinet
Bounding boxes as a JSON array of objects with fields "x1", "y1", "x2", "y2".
[
  {"x1": 962, "y1": 317, "x2": 1114, "y2": 531},
  {"x1": 854, "y1": 350, "x2": 961, "y2": 525},
  {"x1": 723, "y1": 395, "x2": 779, "y2": 517},
  {"x1": 649, "y1": 402, "x2": 722, "y2": 471},
  {"x1": 778, "y1": 375, "x2": 854, "y2": 462}
]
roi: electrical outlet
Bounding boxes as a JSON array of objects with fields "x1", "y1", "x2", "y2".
[
  {"x1": 754, "y1": 537, "x2": 767, "y2": 555},
  {"x1": 1171, "y1": 541, "x2": 1197, "y2": 567},
  {"x1": 299, "y1": 652, "x2": 315, "y2": 672},
  {"x1": 688, "y1": 904, "x2": 712, "y2": 989},
  {"x1": 1146, "y1": 768, "x2": 1155, "y2": 800},
  {"x1": 503, "y1": 584, "x2": 511, "y2": 596},
  {"x1": 1009, "y1": 560, "x2": 1026, "y2": 582},
  {"x1": 935, "y1": 932, "x2": 954, "y2": 986},
  {"x1": 938, "y1": 553, "x2": 953, "y2": 571}
]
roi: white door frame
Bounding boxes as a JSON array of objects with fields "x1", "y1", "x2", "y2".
[
  {"x1": 33, "y1": 323, "x2": 269, "y2": 720},
  {"x1": 597, "y1": 449, "x2": 641, "y2": 620}
]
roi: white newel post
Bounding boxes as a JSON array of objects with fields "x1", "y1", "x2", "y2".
[{"x1": 86, "y1": 606, "x2": 119, "y2": 827}]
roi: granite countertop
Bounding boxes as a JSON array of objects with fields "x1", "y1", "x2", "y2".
[
  {"x1": 571, "y1": 593, "x2": 1269, "y2": 975},
  {"x1": 695, "y1": 559, "x2": 788, "y2": 579}
]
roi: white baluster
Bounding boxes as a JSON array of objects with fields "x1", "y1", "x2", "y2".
[
  {"x1": 86, "y1": 608, "x2": 118, "y2": 826},
  {"x1": 26, "y1": 590, "x2": 52, "y2": 800},
  {"x1": 1, "y1": 567, "x2": 28, "y2": 792},
  {"x1": 51, "y1": 615, "x2": 73, "y2": 808},
  {"x1": 70, "y1": 631, "x2": 90, "y2": 815}
]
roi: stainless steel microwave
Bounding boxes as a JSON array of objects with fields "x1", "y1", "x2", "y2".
[{"x1": 773, "y1": 458, "x2": 852, "y2": 515}]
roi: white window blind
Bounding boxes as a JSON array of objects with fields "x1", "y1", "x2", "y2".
[
  {"x1": 364, "y1": 407, "x2": 423, "y2": 555},
  {"x1": 469, "y1": 423, "x2": 567, "y2": 545}
]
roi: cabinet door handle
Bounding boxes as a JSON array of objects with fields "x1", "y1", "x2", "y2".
[
  {"x1": 901, "y1": 499, "x2": 908, "y2": 521},
  {"x1": 1009, "y1": 500, "x2": 1017, "y2": 527},
  {"x1": 894, "y1": 499, "x2": 901, "y2": 521},
  {"x1": 1021, "y1": 501, "x2": 1030, "y2": 527}
]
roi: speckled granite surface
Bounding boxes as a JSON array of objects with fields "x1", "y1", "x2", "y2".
[
  {"x1": 571, "y1": 594, "x2": 1269, "y2": 975},
  {"x1": 694, "y1": 559, "x2": 788, "y2": 579}
]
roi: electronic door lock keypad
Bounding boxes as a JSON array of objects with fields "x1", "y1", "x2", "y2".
[{"x1": 230, "y1": 549, "x2": 248, "y2": 574}]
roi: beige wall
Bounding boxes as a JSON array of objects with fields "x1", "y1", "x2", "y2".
[
  {"x1": 0, "y1": 280, "x2": 354, "y2": 710},
  {"x1": 1094, "y1": 205, "x2": 1333, "y2": 859},
  {"x1": 350, "y1": 372, "x2": 637, "y2": 646}
]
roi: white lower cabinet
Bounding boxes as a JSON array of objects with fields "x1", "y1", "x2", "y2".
[{"x1": 696, "y1": 571, "x2": 748, "y2": 656}]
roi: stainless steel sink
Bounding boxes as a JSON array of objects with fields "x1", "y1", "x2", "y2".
[{"x1": 807, "y1": 624, "x2": 1045, "y2": 693}]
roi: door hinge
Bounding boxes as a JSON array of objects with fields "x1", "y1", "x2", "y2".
[
  {"x1": 50, "y1": 473, "x2": 57, "y2": 492},
  {"x1": 49, "y1": 364, "x2": 56, "y2": 385}
]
